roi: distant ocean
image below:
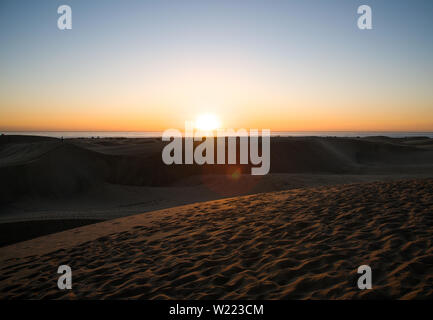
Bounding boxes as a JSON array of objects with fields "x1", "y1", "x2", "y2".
[{"x1": 2, "y1": 131, "x2": 433, "y2": 138}]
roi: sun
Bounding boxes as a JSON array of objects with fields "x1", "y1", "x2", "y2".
[{"x1": 194, "y1": 114, "x2": 221, "y2": 131}]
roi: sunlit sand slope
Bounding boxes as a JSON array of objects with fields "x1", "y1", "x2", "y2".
[{"x1": 1, "y1": 179, "x2": 433, "y2": 299}]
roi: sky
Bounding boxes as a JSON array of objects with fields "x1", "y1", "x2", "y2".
[{"x1": 0, "y1": 0, "x2": 432, "y2": 131}]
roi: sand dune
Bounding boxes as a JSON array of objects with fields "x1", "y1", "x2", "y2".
[
  {"x1": 1, "y1": 178, "x2": 433, "y2": 299},
  {"x1": 2, "y1": 135, "x2": 433, "y2": 203},
  {"x1": 1, "y1": 134, "x2": 433, "y2": 245}
]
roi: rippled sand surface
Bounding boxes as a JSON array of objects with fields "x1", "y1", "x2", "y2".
[{"x1": 1, "y1": 179, "x2": 433, "y2": 299}]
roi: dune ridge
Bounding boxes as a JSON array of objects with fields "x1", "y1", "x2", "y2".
[
  {"x1": 2, "y1": 135, "x2": 433, "y2": 204},
  {"x1": 1, "y1": 178, "x2": 433, "y2": 299}
]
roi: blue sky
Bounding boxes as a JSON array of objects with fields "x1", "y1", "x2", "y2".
[{"x1": 1, "y1": 0, "x2": 432, "y2": 131}]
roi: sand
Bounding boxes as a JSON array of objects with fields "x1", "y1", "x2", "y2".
[
  {"x1": 2, "y1": 135, "x2": 433, "y2": 241},
  {"x1": 1, "y1": 178, "x2": 433, "y2": 299},
  {"x1": 0, "y1": 219, "x2": 101, "y2": 247}
]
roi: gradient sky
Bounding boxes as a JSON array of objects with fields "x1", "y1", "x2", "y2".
[{"x1": 1, "y1": 0, "x2": 432, "y2": 131}]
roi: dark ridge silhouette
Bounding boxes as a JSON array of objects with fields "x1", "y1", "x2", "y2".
[{"x1": 1, "y1": 135, "x2": 433, "y2": 204}]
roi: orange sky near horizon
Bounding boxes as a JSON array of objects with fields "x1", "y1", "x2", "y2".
[
  {"x1": 1, "y1": 53, "x2": 432, "y2": 132},
  {"x1": 1, "y1": 1, "x2": 433, "y2": 133},
  {"x1": 1, "y1": 76, "x2": 432, "y2": 132},
  {"x1": 2, "y1": 105, "x2": 433, "y2": 132},
  {"x1": 1, "y1": 40, "x2": 432, "y2": 132}
]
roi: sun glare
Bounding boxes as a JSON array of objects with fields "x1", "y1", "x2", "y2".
[{"x1": 194, "y1": 114, "x2": 221, "y2": 131}]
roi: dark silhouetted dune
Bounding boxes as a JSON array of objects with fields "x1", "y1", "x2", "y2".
[
  {"x1": 2, "y1": 136, "x2": 433, "y2": 203},
  {"x1": 1, "y1": 135, "x2": 433, "y2": 245},
  {"x1": 0, "y1": 142, "x2": 109, "y2": 202}
]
